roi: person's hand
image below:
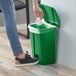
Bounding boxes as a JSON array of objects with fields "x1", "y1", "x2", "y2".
[{"x1": 33, "y1": 6, "x2": 44, "y2": 19}]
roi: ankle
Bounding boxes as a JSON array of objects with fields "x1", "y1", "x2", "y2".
[{"x1": 16, "y1": 53, "x2": 25, "y2": 59}]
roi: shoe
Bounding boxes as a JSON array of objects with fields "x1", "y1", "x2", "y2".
[{"x1": 15, "y1": 51, "x2": 39, "y2": 67}]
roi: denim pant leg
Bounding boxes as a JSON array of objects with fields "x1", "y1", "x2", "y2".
[{"x1": 0, "y1": 0, "x2": 23, "y2": 56}]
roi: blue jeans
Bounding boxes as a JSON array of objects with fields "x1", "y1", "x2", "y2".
[{"x1": 0, "y1": 0, "x2": 23, "y2": 56}]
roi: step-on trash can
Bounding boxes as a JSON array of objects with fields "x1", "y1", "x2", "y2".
[{"x1": 28, "y1": 4, "x2": 60, "y2": 65}]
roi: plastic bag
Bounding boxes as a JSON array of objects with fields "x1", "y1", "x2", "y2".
[
  {"x1": 35, "y1": 18, "x2": 56, "y2": 29},
  {"x1": 35, "y1": 18, "x2": 44, "y2": 25}
]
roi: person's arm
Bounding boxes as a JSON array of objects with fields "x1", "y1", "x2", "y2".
[
  {"x1": 32, "y1": 0, "x2": 43, "y2": 19},
  {"x1": 32, "y1": 0, "x2": 39, "y2": 8}
]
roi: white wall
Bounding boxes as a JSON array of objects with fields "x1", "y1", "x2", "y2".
[{"x1": 41, "y1": 0, "x2": 76, "y2": 70}]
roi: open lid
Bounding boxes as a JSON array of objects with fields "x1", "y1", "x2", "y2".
[{"x1": 39, "y1": 4, "x2": 60, "y2": 28}]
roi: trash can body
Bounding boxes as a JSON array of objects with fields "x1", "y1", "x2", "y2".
[
  {"x1": 30, "y1": 27, "x2": 58, "y2": 65},
  {"x1": 28, "y1": 4, "x2": 60, "y2": 65}
]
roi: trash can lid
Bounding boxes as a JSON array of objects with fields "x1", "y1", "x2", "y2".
[
  {"x1": 39, "y1": 4, "x2": 60, "y2": 28},
  {"x1": 28, "y1": 23, "x2": 57, "y2": 34}
]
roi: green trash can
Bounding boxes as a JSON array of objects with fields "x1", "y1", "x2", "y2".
[{"x1": 28, "y1": 4, "x2": 60, "y2": 65}]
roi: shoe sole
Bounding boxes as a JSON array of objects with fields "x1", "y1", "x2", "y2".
[{"x1": 14, "y1": 60, "x2": 39, "y2": 67}]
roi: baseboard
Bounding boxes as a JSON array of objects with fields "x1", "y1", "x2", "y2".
[{"x1": 0, "y1": 24, "x2": 26, "y2": 32}]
